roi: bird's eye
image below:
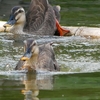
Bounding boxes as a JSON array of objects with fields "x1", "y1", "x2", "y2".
[
  {"x1": 33, "y1": 43, "x2": 36, "y2": 46},
  {"x1": 31, "y1": 51, "x2": 34, "y2": 54},
  {"x1": 18, "y1": 10, "x2": 23, "y2": 13}
]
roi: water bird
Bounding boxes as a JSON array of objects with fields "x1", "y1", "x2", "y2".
[
  {"x1": 15, "y1": 39, "x2": 60, "y2": 71},
  {"x1": 4, "y1": 0, "x2": 70, "y2": 36}
]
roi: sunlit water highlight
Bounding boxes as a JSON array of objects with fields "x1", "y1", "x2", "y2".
[{"x1": 0, "y1": 34, "x2": 100, "y2": 75}]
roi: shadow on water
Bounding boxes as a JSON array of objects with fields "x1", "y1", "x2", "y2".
[{"x1": 1, "y1": 71, "x2": 100, "y2": 100}]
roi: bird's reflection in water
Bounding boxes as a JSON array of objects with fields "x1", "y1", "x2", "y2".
[{"x1": 21, "y1": 71, "x2": 54, "y2": 100}]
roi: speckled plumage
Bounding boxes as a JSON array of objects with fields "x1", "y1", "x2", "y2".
[
  {"x1": 4, "y1": 0, "x2": 60, "y2": 35},
  {"x1": 15, "y1": 39, "x2": 60, "y2": 71}
]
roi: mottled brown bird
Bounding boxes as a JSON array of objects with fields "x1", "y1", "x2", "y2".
[
  {"x1": 4, "y1": 0, "x2": 70, "y2": 36},
  {"x1": 15, "y1": 39, "x2": 60, "y2": 71}
]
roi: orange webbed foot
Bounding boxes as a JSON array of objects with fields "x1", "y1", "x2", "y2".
[{"x1": 56, "y1": 19, "x2": 70, "y2": 36}]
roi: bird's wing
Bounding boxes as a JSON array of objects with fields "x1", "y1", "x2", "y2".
[{"x1": 25, "y1": 0, "x2": 48, "y2": 32}]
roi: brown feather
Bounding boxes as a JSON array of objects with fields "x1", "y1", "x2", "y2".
[
  {"x1": 25, "y1": 0, "x2": 48, "y2": 32},
  {"x1": 15, "y1": 39, "x2": 60, "y2": 71}
]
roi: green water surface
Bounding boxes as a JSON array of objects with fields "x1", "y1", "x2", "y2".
[{"x1": 0, "y1": 0, "x2": 100, "y2": 100}]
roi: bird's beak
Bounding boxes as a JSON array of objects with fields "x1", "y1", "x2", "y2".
[
  {"x1": 21, "y1": 52, "x2": 32, "y2": 61},
  {"x1": 3, "y1": 14, "x2": 16, "y2": 27}
]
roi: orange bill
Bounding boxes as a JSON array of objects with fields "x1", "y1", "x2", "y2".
[
  {"x1": 21, "y1": 57, "x2": 29, "y2": 61},
  {"x1": 56, "y1": 19, "x2": 70, "y2": 36}
]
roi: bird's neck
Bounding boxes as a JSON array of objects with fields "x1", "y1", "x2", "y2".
[
  {"x1": 29, "y1": 47, "x2": 40, "y2": 70},
  {"x1": 29, "y1": 54, "x2": 39, "y2": 70},
  {"x1": 10, "y1": 21, "x2": 26, "y2": 34}
]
